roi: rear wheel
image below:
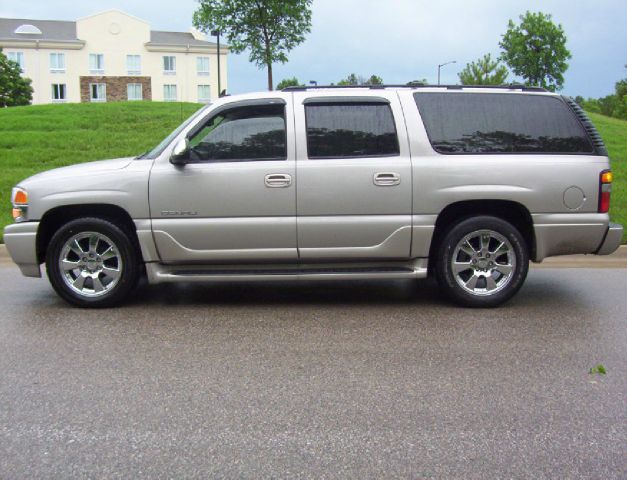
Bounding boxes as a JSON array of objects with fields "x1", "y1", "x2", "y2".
[
  {"x1": 435, "y1": 216, "x2": 529, "y2": 307},
  {"x1": 46, "y1": 218, "x2": 140, "y2": 307}
]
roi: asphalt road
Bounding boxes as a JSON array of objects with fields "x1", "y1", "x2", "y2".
[{"x1": 0, "y1": 263, "x2": 625, "y2": 479}]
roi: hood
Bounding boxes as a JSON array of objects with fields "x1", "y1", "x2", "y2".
[{"x1": 20, "y1": 157, "x2": 135, "y2": 187}]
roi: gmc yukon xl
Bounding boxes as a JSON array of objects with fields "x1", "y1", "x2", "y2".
[{"x1": 4, "y1": 85, "x2": 623, "y2": 307}]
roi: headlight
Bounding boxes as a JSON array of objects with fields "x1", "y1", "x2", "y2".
[{"x1": 11, "y1": 187, "x2": 28, "y2": 222}]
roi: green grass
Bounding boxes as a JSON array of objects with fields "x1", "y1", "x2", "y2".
[
  {"x1": 588, "y1": 112, "x2": 627, "y2": 240},
  {"x1": 0, "y1": 103, "x2": 625, "y2": 243},
  {"x1": 0, "y1": 102, "x2": 202, "y2": 241}
]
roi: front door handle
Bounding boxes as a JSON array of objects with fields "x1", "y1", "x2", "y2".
[
  {"x1": 265, "y1": 173, "x2": 292, "y2": 188},
  {"x1": 373, "y1": 172, "x2": 401, "y2": 186}
]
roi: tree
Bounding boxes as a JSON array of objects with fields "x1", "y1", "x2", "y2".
[
  {"x1": 614, "y1": 78, "x2": 627, "y2": 120},
  {"x1": 193, "y1": 0, "x2": 312, "y2": 91},
  {"x1": 337, "y1": 73, "x2": 384, "y2": 86},
  {"x1": 337, "y1": 73, "x2": 360, "y2": 86},
  {"x1": 0, "y1": 49, "x2": 33, "y2": 107},
  {"x1": 458, "y1": 54, "x2": 509, "y2": 85},
  {"x1": 499, "y1": 11, "x2": 571, "y2": 91},
  {"x1": 276, "y1": 77, "x2": 303, "y2": 90},
  {"x1": 365, "y1": 75, "x2": 383, "y2": 85}
]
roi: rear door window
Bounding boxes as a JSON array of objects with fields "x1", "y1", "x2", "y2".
[
  {"x1": 305, "y1": 103, "x2": 400, "y2": 158},
  {"x1": 413, "y1": 92, "x2": 593, "y2": 154}
]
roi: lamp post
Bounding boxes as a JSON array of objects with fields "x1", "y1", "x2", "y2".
[
  {"x1": 211, "y1": 30, "x2": 222, "y2": 96},
  {"x1": 437, "y1": 60, "x2": 456, "y2": 85}
]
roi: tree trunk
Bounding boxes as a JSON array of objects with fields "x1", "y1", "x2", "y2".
[{"x1": 267, "y1": 62, "x2": 273, "y2": 91}]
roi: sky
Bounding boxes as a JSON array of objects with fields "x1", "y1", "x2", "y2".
[{"x1": 1, "y1": 0, "x2": 625, "y2": 98}]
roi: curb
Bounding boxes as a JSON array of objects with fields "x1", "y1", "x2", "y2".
[{"x1": 1, "y1": 243, "x2": 626, "y2": 268}]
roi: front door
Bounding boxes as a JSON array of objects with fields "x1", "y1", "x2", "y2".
[
  {"x1": 293, "y1": 91, "x2": 413, "y2": 260},
  {"x1": 149, "y1": 98, "x2": 297, "y2": 264}
]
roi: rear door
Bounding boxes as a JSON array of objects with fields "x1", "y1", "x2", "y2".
[{"x1": 293, "y1": 91, "x2": 412, "y2": 260}]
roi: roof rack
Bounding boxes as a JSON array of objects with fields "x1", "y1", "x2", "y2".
[{"x1": 282, "y1": 84, "x2": 547, "y2": 92}]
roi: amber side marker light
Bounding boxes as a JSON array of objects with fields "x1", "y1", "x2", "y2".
[
  {"x1": 11, "y1": 188, "x2": 28, "y2": 222},
  {"x1": 599, "y1": 170, "x2": 612, "y2": 213},
  {"x1": 13, "y1": 189, "x2": 28, "y2": 205}
]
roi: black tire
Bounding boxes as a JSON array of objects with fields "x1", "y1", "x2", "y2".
[
  {"x1": 46, "y1": 217, "x2": 140, "y2": 308},
  {"x1": 435, "y1": 216, "x2": 529, "y2": 307}
]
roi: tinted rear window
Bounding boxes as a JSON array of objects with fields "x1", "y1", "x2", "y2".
[
  {"x1": 305, "y1": 103, "x2": 400, "y2": 158},
  {"x1": 413, "y1": 92, "x2": 593, "y2": 154}
]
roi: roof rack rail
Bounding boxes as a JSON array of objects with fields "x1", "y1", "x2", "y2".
[{"x1": 282, "y1": 84, "x2": 547, "y2": 92}]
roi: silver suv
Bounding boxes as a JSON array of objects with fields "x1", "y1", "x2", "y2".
[{"x1": 4, "y1": 85, "x2": 623, "y2": 307}]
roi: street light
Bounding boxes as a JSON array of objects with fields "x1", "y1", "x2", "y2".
[
  {"x1": 437, "y1": 60, "x2": 456, "y2": 85},
  {"x1": 211, "y1": 30, "x2": 222, "y2": 96}
]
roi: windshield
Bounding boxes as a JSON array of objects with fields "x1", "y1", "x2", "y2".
[{"x1": 139, "y1": 104, "x2": 210, "y2": 159}]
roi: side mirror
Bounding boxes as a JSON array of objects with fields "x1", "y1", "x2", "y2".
[{"x1": 170, "y1": 138, "x2": 190, "y2": 165}]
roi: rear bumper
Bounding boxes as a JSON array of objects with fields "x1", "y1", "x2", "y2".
[
  {"x1": 596, "y1": 223, "x2": 623, "y2": 255},
  {"x1": 532, "y1": 213, "x2": 620, "y2": 261},
  {"x1": 3, "y1": 222, "x2": 41, "y2": 277}
]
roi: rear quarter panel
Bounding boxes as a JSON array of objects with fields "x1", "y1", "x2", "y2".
[{"x1": 397, "y1": 90, "x2": 611, "y2": 258}]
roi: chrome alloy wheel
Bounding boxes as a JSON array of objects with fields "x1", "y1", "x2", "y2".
[
  {"x1": 58, "y1": 232, "x2": 123, "y2": 297},
  {"x1": 451, "y1": 229, "x2": 516, "y2": 296}
]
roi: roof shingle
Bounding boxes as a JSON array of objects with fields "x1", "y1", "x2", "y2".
[
  {"x1": 0, "y1": 17, "x2": 218, "y2": 47},
  {"x1": 0, "y1": 18, "x2": 78, "y2": 41},
  {"x1": 149, "y1": 30, "x2": 217, "y2": 47}
]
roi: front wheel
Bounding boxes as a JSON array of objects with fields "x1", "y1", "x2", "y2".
[
  {"x1": 46, "y1": 218, "x2": 140, "y2": 308},
  {"x1": 435, "y1": 216, "x2": 529, "y2": 307}
]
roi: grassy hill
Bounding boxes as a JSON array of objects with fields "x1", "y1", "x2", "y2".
[
  {"x1": 0, "y1": 102, "x2": 625, "y2": 244},
  {"x1": 0, "y1": 102, "x2": 202, "y2": 241},
  {"x1": 588, "y1": 112, "x2": 626, "y2": 235}
]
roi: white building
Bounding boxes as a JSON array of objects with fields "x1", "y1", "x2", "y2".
[{"x1": 0, "y1": 10, "x2": 228, "y2": 104}]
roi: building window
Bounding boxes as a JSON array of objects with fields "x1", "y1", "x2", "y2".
[
  {"x1": 197, "y1": 56, "x2": 210, "y2": 76},
  {"x1": 51, "y1": 84, "x2": 66, "y2": 102},
  {"x1": 49, "y1": 52, "x2": 65, "y2": 73},
  {"x1": 90, "y1": 83, "x2": 106, "y2": 102},
  {"x1": 127, "y1": 55, "x2": 141, "y2": 75},
  {"x1": 7, "y1": 51, "x2": 25, "y2": 72},
  {"x1": 127, "y1": 83, "x2": 143, "y2": 101},
  {"x1": 163, "y1": 56, "x2": 176, "y2": 74},
  {"x1": 163, "y1": 84, "x2": 177, "y2": 101},
  {"x1": 89, "y1": 54, "x2": 104, "y2": 73},
  {"x1": 197, "y1": 85, "x2": 211, "y2": 103}
]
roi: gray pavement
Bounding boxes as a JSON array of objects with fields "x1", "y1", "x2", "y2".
[{"x1": 0, "y1": 263, "x2": 625, "y2": 479}]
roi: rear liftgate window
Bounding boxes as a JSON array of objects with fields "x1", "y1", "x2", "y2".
[
  {"x1": 305, "y1": 103, "x2": 400, "y2": 158},
  {"x1": 413, "y1": 92, "x2": 594, "y2": 154}
]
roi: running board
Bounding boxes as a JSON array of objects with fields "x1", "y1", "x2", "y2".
[{"x1": 145, "y1": 260, "x2": 428, "y2": 284}]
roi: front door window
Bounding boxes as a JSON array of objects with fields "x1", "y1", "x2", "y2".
[{"x1": 187, "y1": 104, "x2": 287, "y2": 162}]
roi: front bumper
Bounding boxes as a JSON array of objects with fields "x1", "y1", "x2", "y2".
[
  {"x1": 596, "y1": 222, "x2": 623, "y2": 255},
  {"x1": 3, "y1": 222, "x2": 41, "y2": 277}
]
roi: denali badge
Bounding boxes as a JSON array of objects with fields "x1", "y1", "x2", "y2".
[{"x1": 161, "y1": 211, "x2": 198, "y2": 216}]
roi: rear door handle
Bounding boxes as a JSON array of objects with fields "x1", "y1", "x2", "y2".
[
  {"x1": 265, "y1": 173, "x2": 292, "y2": 188},
  {"x1": 373, "y1": 172, "x2": 401, "y2": 186}
]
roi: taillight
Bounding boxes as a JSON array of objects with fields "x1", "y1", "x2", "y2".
[{"x1": 599, "y1": 170, "x2": 612, "y2": 213}]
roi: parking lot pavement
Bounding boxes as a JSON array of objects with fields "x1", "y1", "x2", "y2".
[{"x1": 0, "y1": 263, "x2": 625, "y2": 479}]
